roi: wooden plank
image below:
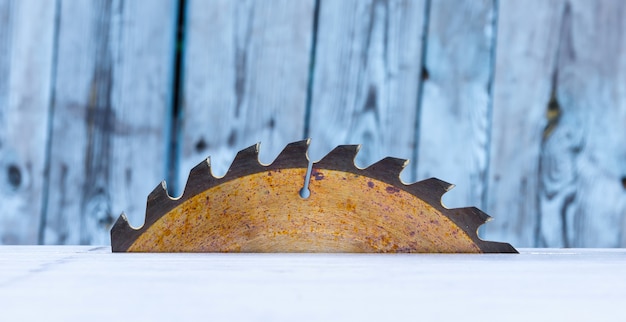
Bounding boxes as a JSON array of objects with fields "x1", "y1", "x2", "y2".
[
  {"x1": 308, "y1": 0, "x2": 426, "y2": 182},
  {"x1": 43, "y1": 0, "x2": 177, "y2": 244},
  {"x1": 416, "y1": 0, "x2": 495, "y2": 209},
  {"x1": 482, "y1": 0, "x2": 565, "y2": 247},
  {"x1": 539, "y1": 0, "x2": 626, "y2": 247},
  {"x1": 1, "y1": 247, "x2": 626, "y2": 322},
  {"x1": 0, "y1": 0, "x2": 56, "y2": 244},
  {"x1": 178, "y1": 0, "x2": 315, "y2": 191}
]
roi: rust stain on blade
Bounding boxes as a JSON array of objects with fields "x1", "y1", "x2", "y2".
[{"x1": 128, "y1": 169, "x2": 479, "y2": 252}]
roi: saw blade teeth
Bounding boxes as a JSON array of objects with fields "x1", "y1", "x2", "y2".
[
  {"x1": 114, "y1": 212, "x2": 130, "y2": 227},
  {"x1": 403, "y1": 177, "x2": 454, "y2": 207},
  {"x1": 450, "y1": 207, "x2": 490, "y2": 231},
  {"x1": 223, "y1": 143, "x2": 265, "y2": 180},
  {"x1": 465, "y1": 206, "x2": 491, "y2": 222},
  {"x1": 363, "y1": 157, "x2": 409, "y2": 185},
  {"x1": 180, "y1": 157, "x2": 219, "y2": 200},
  {"x1": 110, "y1": 212, "x2": 133, "y2": 252},
  {"x1": 423, "y1": 177, "x2": 455, "y2": 191},
  {"x1": 445, "y1": 206, "x2": 517, "y2": 253},
  {"x1": 269, "y1": 139, "x2": 310, "y2": 169},
  {"x1": 145, "y1": 180, "x2": 175, "y2": 217},
  {"x1": 415, "y1": 177, "x2": 454, "y2": 194},
  {"x1": 314, "y1": 144, "x2": 361, "y2": 171}
]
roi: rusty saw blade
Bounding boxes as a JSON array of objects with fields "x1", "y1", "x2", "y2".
[{"x1": 110, "y1": 139, "x2": 517, "y2": 253}]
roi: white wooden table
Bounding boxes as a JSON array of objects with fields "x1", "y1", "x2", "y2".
[{"x1": 1, "y1": 247, "x2": 624, "y2": 321}]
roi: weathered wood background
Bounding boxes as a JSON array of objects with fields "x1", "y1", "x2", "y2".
[{"x1": 0, "y1": 0, "x2": 625, "y2": 247}]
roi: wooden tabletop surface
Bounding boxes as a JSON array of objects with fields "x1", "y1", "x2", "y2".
[{"x1": 1, "y1": 246, "x2": 625, "y2": 321}]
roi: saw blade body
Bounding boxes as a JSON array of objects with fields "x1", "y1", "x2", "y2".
[{"x1": 111, "y1": 140, "x2": 517, "y2": 253}]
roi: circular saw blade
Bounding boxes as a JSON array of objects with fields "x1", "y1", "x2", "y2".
[{"x1": 111, "y1": 139, "x2": 517, "y2": 253}]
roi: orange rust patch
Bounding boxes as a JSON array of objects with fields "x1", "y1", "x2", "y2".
[{"x1": 128, "y1": 168, "x2": 481, "y2": 253}]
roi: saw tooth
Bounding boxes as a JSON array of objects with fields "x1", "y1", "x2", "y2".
[
  {"x1": 269, "y1": 139, "x2": 310, "y2": 169},
  {"x1": 180, "y1": 157, "x2": 219, "y2": 200},
  {"x1": 363, "y1": 157, "x2": 408, "y2": 186},
  {"x1": 112, "y1": 181, "x2": 176, "y2": 252},
  {"x1": 440, "y1": 206, "x2": 519, "y2": 253},
  {"x1": 314, "y1": 144, "x2": 361, "y2": 172},
  {"x1": 406, "y1": 177, "x2": 454, "y2": 205},
  {"x1": 448, "y1": 206, "x2": 490, "y2": 232},
  {"x1": 446, "y1": 206, "x2": 518, "y2": 253},
  {"x1": 462, "y1": 206, "x2": 491, "y2": 222},
  {"x1": 110, "y1": 212, "x2": 135, "y2": 252},
  {"x1": 480, "y1": 240, "x2": 519, "y2": 253},
  {"x1": 223, "y1": 143, "x2": 265, "y2": 181},
  {"x1": 421, "y1": 177, "x2": 455, "y2": 192},
  {"x1": 145, "y1": 181, "x2": 176, "y2": 219}
]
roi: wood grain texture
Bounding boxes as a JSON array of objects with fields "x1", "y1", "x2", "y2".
[
  {"x1": 308, "y1": 0, "x2": 426, "y2": 182},
  {"x1": 416, "y1": 0, "x2": 495, "y2": 209},
  {"x1": 1, "y1": 1, "x2": 626, "y2": 247},
  {"x1": 178, "y1": 0, "x2": 314, "y2": 192},
  {"x1": 43, "y1": 0, "x2": 177, "y2": 244},
  {"x1": 0, "y1": 0, "x2": 56, "y2": 244},
  {"x1": 539, "y1": 0, "x2": 626, "y2": 247},
  {"x1": 482, "y1": 0, "x2": 565, "y2": 247}
]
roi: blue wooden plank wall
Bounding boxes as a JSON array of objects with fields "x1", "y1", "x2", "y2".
[{"x1": 0, "y1": 0, "x2": 624, "y2": 247}]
